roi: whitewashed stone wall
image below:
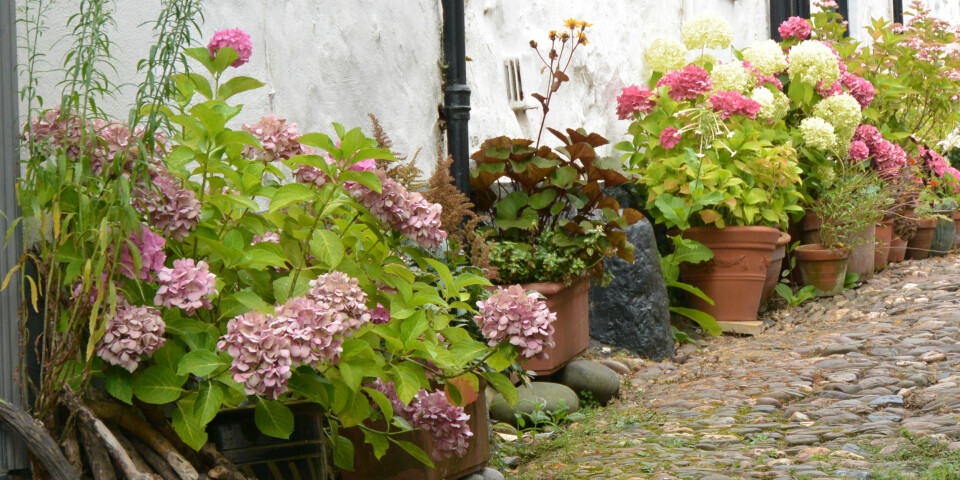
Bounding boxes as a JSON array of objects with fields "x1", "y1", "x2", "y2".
[{"x1": 17, "y1": 0, "x2": 960, "y2": 172}]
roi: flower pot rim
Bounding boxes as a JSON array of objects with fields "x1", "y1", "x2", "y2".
[
  {"x1": 776, "y1": 231, "x2": 791, "y2": 246},
  {"x1": 794, "y1": 243, "x2": 849, "y2": 259},
  {"x1": 513, "y1": 275, "x2": 590, "y2": 296}
]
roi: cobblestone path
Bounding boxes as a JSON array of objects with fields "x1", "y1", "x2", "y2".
[{"x1": 512, "y1": 254, "x2": 960, "y2": 480}]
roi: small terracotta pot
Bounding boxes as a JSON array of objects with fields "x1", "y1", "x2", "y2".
[
  {"x1": 848, "y1": 224, "x2": 876, "y2": 281},
  {"x1": 795, "y1": 245, "x2": 850, "y2": 297},
  {"x1": 799, "y1": 211, "x2": 822, "y2": 245},
  {"x1": 954, "y1": 210, "x2": 960, "y2": 240},
  {"x1": 888, "y1": 237, "x2": 908, "y2": 263},
  {"x1": 760, "y1": 231, "x2": 791, "y2": 307},
  {"x1": 679, "y1": 226, "x2": 780, "y2": 323},
  {"x1": 874, "y1": 220, "x2": 894, "y2": 271},
  {"x1": 517, "y1": 277, "x2": 590, "y2": 375},
  {"x1": 930, "y1": 214, "x2": 957, "y2": 256},
  {"x1": 906, "y1": 218, "x2": 938, "y2": 260}
]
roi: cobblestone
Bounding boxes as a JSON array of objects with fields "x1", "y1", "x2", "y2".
[{"x1": 511, "y1": 255, "x2": 960, "y2": 479}]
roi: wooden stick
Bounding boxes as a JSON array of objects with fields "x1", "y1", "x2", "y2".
[
  {"x1": 135, "y1": 401, "x2": 202, "y2": 467},
  {"x1": 127, "y1": 433, "x2": 180, "y2": 480},
  {"x1": 198, "y1": 444, "x2": 251, "y2": 480},
  {"x1": 0, "y1": 398, "x2": 80, "y2": 480},
  {"x1": 108, "y1": 426, "x2": 161, "y2": 478},
  {"x1": 78, "y1": 419, "x2": 119, "y2": 480},
  {"x1": 61, "y1": 390, "x2": 159, "y2": 480},
  {"x1": 61, "y1": 426, "x2": 85, "y2": 474}
]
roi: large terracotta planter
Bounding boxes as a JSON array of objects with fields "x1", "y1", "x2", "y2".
[
  {"x1": 679, "y1": 226, "x2": 780, "y2": 323},
  {"x1": 760, "y1": 232, "x2": 791, "y2": 307},
  {"x1": 906, "y1": 218, "x2": 938, "y2": 260},
  {"x1": 795, "y1": 245, "x2": 850, "y2": 297},
  {"x1": 343, "y1": 383, "x2": 490, "y2": 480},
  {"x1": 518, "y1": 277, "x2": 590, "y2": 375},
  {"x1": 848, "y1": 224, "x2": 876, "y2": 281},
  {"x1": 930, "y1": 214, "x2": 957, "y2": 256},
  {"x1": 888, "y1": 237, "x2": 908, "y2": 263},
  {"x1": 874, "y1": 220, "x2": 894, "y2": 271},
  {"x1": 799, "y1": 211, "x2": 822, "y2": 245}
]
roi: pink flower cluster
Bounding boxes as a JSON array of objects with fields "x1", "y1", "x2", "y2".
[
  {"x1": 779, "y1": 17, "x2": 811, "y2": 40},
  {"x1": 135, "y1": 170, "x2": 201, "y2": 241},
  {"x1": 840, "y1": 73, "x2": 875, "y2": 109},
  {"x1": 475, "y1": 285, "x2": 556, "y2": 359},
  {"x1": 305, "y1": 271, "x2": 372, "y2": 333},
  {"x1": 920, "y1": 146, "x2": 950, "y2": 177},
  {"x1": 293, "y1": 143, "x2": 376, "y2": 188},
  {"x1": 207, "y1": 28, "x2": 253, "y2": 67},
  {"x1": 852, "y1": 125, "x2": 908, "y2": 176},
  {"x1": 708, "y1": 91, "x2": 763, "y2": 120},
  {"x1": 217, "y1": 311, "x2": 293, "y2": 399},
  {"x1": 274, "y1": 296, "x2": 345, "y2": 366},
  {"x1": 616, "y1": 85, "x2": 658, "y2": 120},
  {"x1": 242, "y1": 114, "x2": 314, "y2": 163},
  {"x1": 659, "y1": 127, "x2": 682, "y2": 149},
  {"x1": 96, "y1": 298, "x2": 166, "y2": 373},
  {"x1": 347, "y1": 170, "x2": 448, "y2": 249},
  {"x1": 848, "y1": 140, "x2": 870, "y2": 161},
  {"x1": 656, "y1": 65, "x2": 713, "y2": 101},
  {"x1": 118, "y1": 225, "x2": 167, "y2": 281},
  {"x1": 369, "y1": 380, "x2": 473, "y2": 460},
  {"x1": 154, "y1": 259, "x2": 217, "y2": 314}
]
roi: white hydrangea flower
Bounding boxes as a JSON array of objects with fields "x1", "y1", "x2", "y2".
[
  {"x1": 813, "y1": 93, "x2": 862, "y2": 139},
  {"x1": 691, "y1": 53, "x2": 718, "y2": 67},
  {"x1": 681, "y1": 12, "x2": 733, "y2": 50},
  {"x1": 712, "y1": 62, "x2": 755, "y2": 93},
  {"x1": 646, "y1": 38, "x2": 688, "y2": 73},
  {"x1": 743, "y1": 40, "x2": 788, "y2": 76},
  {"x1": 750, "y1": 87, "x2": 790, "y2": 121},
  {"x1": 800, "y1": 117, "x2": 838, "y2": 151},
  {"x1": 788, "y1": 41, "x2": 840, "y2": 86}
]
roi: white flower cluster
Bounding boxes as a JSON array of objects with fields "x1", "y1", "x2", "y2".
[
  {"x1": 646, "y1": 38, "x2": 688, "y2": 73},
  {"x1": 788, "y1": 41, "x2": 840, "y2": 86},
  {"x1": 712, "y1": 62, "x2": 755, "y2": 93},
  {"x1": 681, "y1": 12, "x2": 733, "y2": 50},
  {"x1": 743, "y1": 40, "x2": 788, "y2": 76}
]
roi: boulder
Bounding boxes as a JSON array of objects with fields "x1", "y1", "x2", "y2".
[
  {"x1": 556, "y1": 359, "x2": 620, "y2": 405},
  {"x1": 588, "y1": 218, "x2": 674, "y2": 360},
  {"x1": 488, "y1": 382, "x2": 579, "y2": 426}
]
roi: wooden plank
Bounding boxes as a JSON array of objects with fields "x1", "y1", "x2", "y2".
[{"x1": 718, "y1": 321, "x2": 766, "y2": 336}]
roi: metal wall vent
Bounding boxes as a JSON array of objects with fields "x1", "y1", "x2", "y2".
[{"x1": 504, "y1": 57, "x2": 535, "y2": 112}]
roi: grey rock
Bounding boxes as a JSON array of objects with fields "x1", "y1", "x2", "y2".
[
  {"x1": 834, "y1": 470, "x2": 873, "y2": 479},
  {"x1": 842, "y1": 443, "x2": 871, "y2": 457},
  {"x1": 488, "y1": 382, "x2": 580, "y2": 425},
  {"x1": 869, "y1": 395, "x2": 905, "y2": 407},
  {"x1": 822, "y1": 344, "x2": 861, "y2": 356},
  {"x1": 588, "y1": 219, "x2": 674, "y2": 360},
  {"x1": 460, "y1": 474, "x2": 483, "y2": 480},
  {"x1": 502, "y1": 456, "x2": 520, "y2": 469},
  {"x1": 601, "y1": 359, "x2": 630, "y2": 375},
  {"x1": 480, "y1": 468, "x2": 505, "y2": 480},
  {"x1": 557, "y1": 360, "x2": 621, "y2": 405},
  {"x1": 868, "y1": 413, "x2": 902, "y2": 422}
]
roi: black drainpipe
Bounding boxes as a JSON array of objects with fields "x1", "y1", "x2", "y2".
[{"x1": 441, "y1": 0, "x2": 472, "y2": 196}]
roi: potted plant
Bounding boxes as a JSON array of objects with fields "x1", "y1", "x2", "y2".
[{"x1": 908, "y1": 189, "x2": 946, "y2": 259}]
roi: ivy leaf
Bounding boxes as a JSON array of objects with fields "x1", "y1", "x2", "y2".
[
  {"x1": 255, "y1": 398, "x2": 294, "y2": 439},
  {"x1": 177, "y1": 350, "x2": 226, "y2": 377},
  {"x1": 104, "y1": 367, "x2": 133, "y2": 405},
  {"x1": 133, "y1": 366, "x2": 184, "y2": 404}
]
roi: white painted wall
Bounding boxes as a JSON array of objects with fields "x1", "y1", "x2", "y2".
[{"x1": 16, "y1": 0, "x2": 960, "y2": 173}]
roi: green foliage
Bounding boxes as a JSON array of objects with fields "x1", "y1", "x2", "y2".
[
  {"x1": 660, "y1": 235, "x2": 722, "y2": 336},
  {"x1": 774, "y1": 283, "x2": 817, "y2": 307},
  {"x1": 488, "y1": 228, "x2": 601, "y2": 285},
  {"x1": 811, "y1": 166, "x2": 892, "y2": 251}
]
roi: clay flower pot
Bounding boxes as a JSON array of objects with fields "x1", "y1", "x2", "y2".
[
  {"x1": 760, "y1": 231, "x2": 791, "y2": 307},
  {"x1": 799, "y1": 211, "x2": 822, "y2": 245},
  {"x1": 847, "y1": 224, "x2": 876, "y2": 281},
  {"x1": 906, "y1": 218, "x2": 938, "y2": 260},
  {"x1": 795, "y1": 245, "x2": 850, "y2": 297},
  {"x1": 679, "y1": 226, "x2": 780, "y2": 323},
  {"x1": 954, "y1": 210, "x2": 960, "y2": 239},
  {"x1": 888, "y1": 236, "x2": 908, "y2": 263},
  {"x1": 874, "y1": 220, "x2": 894, "y2": 271},
  {"x1": 518, "y1": 277, "x2": 590, "y2": 375},
  {"x1": 930, "y1": 211, "x2": 957, "y2": 256}
]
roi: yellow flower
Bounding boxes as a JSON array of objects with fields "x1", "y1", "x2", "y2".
[
  {"x1": 549, "y1": 30, "x2": 558, "y2": 40},
  {"x1": 560, "y1": 32, "x2": 571, "y2": 42},
  {"x1": 564, "y1": 18, "x2": 579, "y2": 30},
  {"x1": 576, "y1": 20, "x2": 593, "y2": 29},
  {"x1": 578, "y1": 33, "x2": 589, "y2": 45}
]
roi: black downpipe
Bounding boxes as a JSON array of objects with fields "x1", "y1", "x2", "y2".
[{"x1": 441, "y1": 0, "x2": 472, "y2": 197}]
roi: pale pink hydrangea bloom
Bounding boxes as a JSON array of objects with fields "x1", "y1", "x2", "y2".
[
  {"x1": 207, "y1": 28, "x2": 253, "y2": 67},
  {"x1": 656, "y1": 65, "x2": 713, "y2": 101},
  {"x1": 26, "y1": 108, "x2": 86, "y2": 161},
  {"x1": 615, "y1": 85, "x2": 658, "y2": 120},
  {"x1": 814, "y1": 0, "x2": 839, "y2": 9},
  {"x1": 96, "y1": 298, "x2": 166, "y2": 373},
  {"x1": 118, "y1": 225, "x2": 167, "y2": 281},
  {"x1": 347, "y1": 170, "x2": 448, "y2": 249},
  {"x1": 779, "y1": 17, "x2": 811, "y2": 40},
  {"x1": 242, "y1": 114, "x2": 314, "y2": 162},
  {"x1": 252, "y1": 231, "x2": 281, "y2": 245},
  {"x1": 708, "y1": 91, "x2": 763, "y2": 120},
  {"x1": 306, "y1": 272, "x2": 372, "y2": 333},
  {"x1": 217, "y1": 311, "x2": 293, "y2": 399},
  {"x1": 154, "y1": 259, "x2": 217, "y2": 314},
  {"x1": 367, "y1": 380, "x2": 473, "y2": 460},
  {"x1": 659, "y1": 127, "x2": 682, "y2": 149},
  {"x1": 135, "y1": 170, "x2": 201, "y2": 241},
  {"x1": 274, "y1": 296, "x2": 345, "y2": 366},
  {"x1": 475, "y1": 285, "x2": 556, "y2": 358}
]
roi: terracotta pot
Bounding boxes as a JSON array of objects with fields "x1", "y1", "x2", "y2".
[
  {"x1": 874, "y1": 220, "x2": 894, "y2": 271},
  {"x1": 954, "y1": 210, "x2": 960, "y2": 240},
  {"x1": 760, "y1": 232, "x2": 791, "y2": 307},
  {"x1": 888, "y1": 237, "x2": 908, "y2": 263},
  {"x1": 847, "y1": 224, "x2": 876, "y2": 281},
  {"x1": 518, "y1": 277, "x2": 590, "y2": 375},
  {"x1": 343, "y1": 382, "x2": 490, "y2": 480},
  {"x1": 679, "y1": 226, "x2": 780, "y2": 323},
  {"x1": 799, "y1": 211, "x2": 822, "y2": 245},
  {"x1": 795, "y1": 245, "x2": 850, "y2": 297},
  {"x1": 930, "y1": 213, "x2": 957, "y2": 256},
  {"x1": 906, "y1": 218, "x2": 938, "y2": 260}
]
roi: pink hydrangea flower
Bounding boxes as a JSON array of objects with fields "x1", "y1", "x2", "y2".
[
  {"x1": 410, "y1": 390, "x2": 473, "y2": 460},
  {"x1": 25, "y1": 108, "x2": 86, "y2": 161},
  {"x1": 920, "y1": 146, "x2": 949, "y2": 177},
  {"x1": 840, "y1": 73, "x2": 875, "y2": 110},
  {"x1": 819, "y1": 41, "x2": 848, "y2": 74},
  {"x1": 616, "y1": 85, "x2": 658, "y2": 120},
  {"x1": 118, "y1": 225, "x2": 167, "y2": 281},
  {"x1": 274, "y1": 296, "x2": 345, "y2": 366},
  {"x1": 293, "y1": 164, "x2": 330, "y2": 188},
  {"x1": 306, "y1": 272, "x2": 372, "y2": 334},
  {"x1": 816, "y1": 79, "x2": 843, "y2": 97},
  {"x1": 154, "y1": 259, "x2": 217, "y2": 314},
  {"x1": 252, "y1": 231, "x2": 281, "y2": 245},
  {"x1": 217, "y1": 311, "x2": 293, "y2": 399},
  {"x1": 96, "y1": 298, "x2": 166, "y2": 373},
  {"x1": 135, "y1": 170, "x2": 201, "y2": 241},
  {"x1": 347, "y1": 170, "x2": 448, "y2": 249},
  {"x1": 475, "y1": 285, "x2": 556, "y2": 359},
  {"x1": 708, "y1": 91, "x2": 763, "y2": 120},
  {"x1": 848, "y1": 140, "x2": 870, "y2": 161},
  {"x1": 207, "y1": 28, "x2": 253, "y2": 67},
  {"x1": 779, "y1": 17, "x2": 811, "y2": 40},
  {"x1": 659, "y1": 127, "x2": 682, "y2": 149},
  {"x1": 943, "y1": 167, "x2": 960, "y2": 194},
  {"x1": 371, "y1": 304, "x2": 391, "y2": 325},
  {"x1": 242, "y1": 114, "x2": 314, "y2": 162},
  {"x1": 656, "y1": 65, "x2": 713, "y2": 101},
  {"x1": 756, "y1": 74, "x2": 784, "y2": 91}
]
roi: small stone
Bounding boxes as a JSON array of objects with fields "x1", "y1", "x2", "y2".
[
  {"x1": 502, "y1": 456, "x2": 520, "y2": 469},
  {"x1": 601, "y1": 359, "x2": 630, "y2": 375},
  {"x1": 480, "y1": 468, "x2": 505, "y2": 480},
  {"x1": 869, "y1": 395, "x2": 905, "y2": 407},
  {"x1": 756, "y1": 397, "x2": 782, "y2": 408},
  {"x1": 796, "y1": 447, "x2": 831, "y2": 460},
  {"x1": 557, "y1": 360, "x2": 621, "y2": 404},
  {"x1": 790, "y1": 411, "x2": 811, "y2": 422},
  {"x1": 488, "y1": 382, "x2": 580, "y2": 425},
  {"x1": 920, "y1": 351, "x2": 946, "y2": 362},
  {"x1": 831, "y1": 450, "x2": 866, "y2": 460},
  {"x1": 460, "y1": 474, "x2": 483, "y2": 480},
  {"x1": 948, "y1": 442, "x2": 960, "y2": 451},
  {"x1": 822, "y1": 344, "x2": 860, "y2": 356}
]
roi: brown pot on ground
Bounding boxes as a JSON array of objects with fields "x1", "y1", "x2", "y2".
[
  {"x1": 517, "y1": 276, "x2": 590, "y2": 375},
  {"x1": 795, "y1": 245, "x2": 850, "y2": 297},
  {"x1": 679, "y1": 226, "x2": 780, "y2": 323},
  {"x1": 906, "y1": 218, "x2": 938, "y2": 260},
  {"x1": 847, "y1": 224, "x2": 876, "y2": 281},
  {"x1": 874, "y1": 220, "x2": 894, "y2": 271},
  {"x1": 800, "y1": 211, "x2": 822, "y2": 245},
  {"x1": 888, "y1": 237, "x2": 908, "y2": 263},
  {"x1": 954, "y1": 210, "x2": 960, "y2": 241},
  {"x1": 760, "y1": 231, "x2": 791, "y2": 307},
  {"x1": 343, "y1": 382, "x2": 490, "y2": 480}
]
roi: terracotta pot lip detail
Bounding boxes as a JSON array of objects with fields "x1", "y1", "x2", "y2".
[
  {"x1": 916, "y1": 218, "x2": 938, "y2": 228},
  {"x1": 776, "y1": 231, "x2": 791, "y2": 246},
  {"x1": 794, "y1": 244, "x2": 849, "y2": 260},
  {"x1": 518, "y1": 275, "x2": 589, "y2": 296}
]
